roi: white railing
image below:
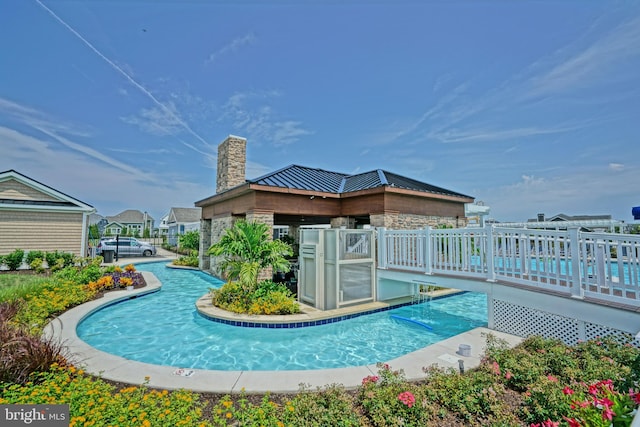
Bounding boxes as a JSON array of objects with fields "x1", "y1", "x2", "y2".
[{"x1": 377, "y1": 226, "x2": 640, "y2": 307}]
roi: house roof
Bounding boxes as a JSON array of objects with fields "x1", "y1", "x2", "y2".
[
  {"x1": 527, "y1": 213, "x2": 613, "y2": 223},
  {"x1": 106, "y1": 209, "x2": 154, "y2": 224},
  {"x1": 0, "y1": 169, "x2": 94, "y2": 212},
  {"x1": 169, "y1": 207, "x2": 201, "y2": 223},
  {"x1": 248, "y1": 164, "x2": 471, "y2": 198}
]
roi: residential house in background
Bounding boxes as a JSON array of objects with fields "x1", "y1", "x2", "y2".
[
  {"x1": 158, "y1": 213, "x2": 170, "y2": 239},
  {"x1": 88, "y1": 213, "x2": 108, "y2": 235},
  {"x1": 496, "y1": 213, "x2": 623, "y2": 233},
  {"x1": 104, "y1": 210, "x2": 154, "y2": 237},
  {"x1": 167, "y1": 207, "x2": 201, "y2": 246},
  {"x1": 0, "y1": 169, "x2": 95, "y2": 256}
]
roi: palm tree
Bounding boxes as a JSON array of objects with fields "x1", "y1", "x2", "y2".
[{"x1": 207, "y1": 220, "x2": 293, "y2": 289}]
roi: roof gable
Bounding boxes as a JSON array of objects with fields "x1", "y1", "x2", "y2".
[
  {"x1": 107, "y1": 209, "x2": 147, "y2": 223},
  {"x1": 169, "y1": 207, "x2": 202, "y2": 223},
  {"x1": 0, "y1": 169, "x2": 94, "y2": 212}
]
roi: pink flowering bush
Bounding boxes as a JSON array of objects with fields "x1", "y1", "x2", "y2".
[
  {"x1": 558, "y1": 379, "x2": 639, "y2": 427},
  {"x1": 358, "y1": 363, "x2": 431, "y2": 426},
  {"x1": 485, "y1": 334, "x2": 640, "y2": 426}
]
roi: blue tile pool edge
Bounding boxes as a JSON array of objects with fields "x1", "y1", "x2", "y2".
[{"x1": 197, "y1": 291, "x2": 469, "y2": 329}]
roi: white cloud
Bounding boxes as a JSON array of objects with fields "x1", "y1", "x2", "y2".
[
  {"x1": 527, "y1": 15, "x2": 640, "y2": 98},
  {"x1": 220, "y1": 91, "x2": 310, "y2": 145},
  {"x1": 0, "y1": 97, "x2": 91, "y2": 138},
  {"x1": 206, "y1": 32, "x2": 256, "y2": 64},
  {"x1": 0, "y1": 125, "x2": 211, "y2": 221},
  {"x1": 122, "y1": 101, "x2": 185, "y2": 137},
  {"x1": 478, "y1": 165, "x2": 640, "y2": 222},
  {"x1": 35, "y1": 0, "x2": 212, "y2": 150}
]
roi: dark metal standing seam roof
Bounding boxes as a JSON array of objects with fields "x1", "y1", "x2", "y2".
[
  {"x1": 341, "y1": 170, "x2": 384, "y2": 193},
  {"x1": 382, "y1": 171, "x2": 472, "y2": 198},
  {"x1": 247, "y1": 165, "x2": 472, "y2": 198},
  {"x1": 249, "y1": 165, "x2": 346, "y2": 192}
]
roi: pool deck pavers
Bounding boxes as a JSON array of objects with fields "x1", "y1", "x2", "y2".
[{"x1": 44, "y1": 250, "x2": 524, "y2": 394}]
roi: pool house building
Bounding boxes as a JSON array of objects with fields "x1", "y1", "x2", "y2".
[{"x1": 196, "y1": 135, "x2": 474, "y2": 277}]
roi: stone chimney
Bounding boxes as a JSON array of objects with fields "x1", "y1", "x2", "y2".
[{"x1": 216, "y1": 135, "x2": 247, "y2": 193}]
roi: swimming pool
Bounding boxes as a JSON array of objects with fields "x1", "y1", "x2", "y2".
[{"x1": 77, "y1": 261, "x2": 487, "y2": 371}]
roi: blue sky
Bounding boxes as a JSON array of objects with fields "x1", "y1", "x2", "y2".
[{"x1": 1, "y1": 1, "x2": 639, "y2": 225}]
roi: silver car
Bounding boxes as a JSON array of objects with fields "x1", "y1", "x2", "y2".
[{"x1": 97, "y1": 237, "x2": 157, "y2": 257}]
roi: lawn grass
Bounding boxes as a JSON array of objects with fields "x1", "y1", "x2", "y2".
[{"x1": 0, "y1": 273, "x2": 49, "y2": 302}]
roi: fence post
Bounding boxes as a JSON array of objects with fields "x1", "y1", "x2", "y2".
[
  {"x1": 377, "y1": 227, "x2": 387, "y2": 269},
  {"x1": 568, "y1": 227, "x2": 583, "y2": 298},
  {"x1": 485, "y1": 225, "x2": 496, "y2": 281},
  {"x1": 424, "y1": 227, "x2": 432, "y2": 275}
]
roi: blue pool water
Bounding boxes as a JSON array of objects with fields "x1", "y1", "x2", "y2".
[{"x1": 77, "y1": 262, "x2": 487, "y2": 371}]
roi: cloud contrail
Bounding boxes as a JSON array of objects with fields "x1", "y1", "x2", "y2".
[{"x1": 34, "y1": 0, "x2": 213, "y2": 149}]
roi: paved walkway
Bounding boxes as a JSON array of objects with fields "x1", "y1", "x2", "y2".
[{"x1": 44, "y1": 249, "x2": 523, "y2": 394}]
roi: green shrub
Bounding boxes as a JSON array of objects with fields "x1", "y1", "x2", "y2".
[
  {"x1": 520, "y1": 374, "x2": 572, "y2": 424},
  {"x1": 29, "y1": 258, "x2": 45, "y2": 274},
  {"x1": 211, "y1": 279, "x2": 300, "y2": 315},
  {"x1": 44, "y1": 251, "x2": 74, "y2": 271},
  {"x1": 358, "y1": 364, "x2": 434, "y2": 426},
  {"x1": 422, "y1": 364, "x2": 513, "y2": 425},
  {"x1": 178, "y1": 230, "x2": 200, "y2": 251},
  {"x1": 173, "y1": 250, "x2": 199, "y2": 267},
  {"x1": 25, "y1": 250, "x2": 45, "y2": 266},
  {"x1": 4, "y1": 249, "x2": 25, "y2": 271},
  {"x1": 484, "y1": 334, "x2": 640, "y2": 425},
  {"x1": 285, "y1": 384, "x2": 361, "y2": 426}
]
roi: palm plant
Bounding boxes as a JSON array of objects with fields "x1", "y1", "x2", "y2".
[{"x1": 207, "y1": 220, "x2": 293, "y2": 289}]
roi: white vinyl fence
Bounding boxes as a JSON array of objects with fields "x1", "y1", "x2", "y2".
[{"x1": 378, "y1": 226, "x2": 640, "y2": 307}]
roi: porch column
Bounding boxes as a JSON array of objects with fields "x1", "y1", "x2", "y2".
[
  {"x1": 208, "y1": 215, "x2": 235, "y2": 278},
  {"x1": 199, "y1": 218, "x2": 212, "y2": 271},
  {"x1": 246, "y1": 210, "x2": 275, "y2": 281}
]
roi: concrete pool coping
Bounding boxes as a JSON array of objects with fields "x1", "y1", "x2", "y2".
[{"x1": 44, "y1": 266, "x2": 524, "y2": 394}]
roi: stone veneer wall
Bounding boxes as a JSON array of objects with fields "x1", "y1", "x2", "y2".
[
  {"x1": 370, "y1": 213, "x2": 467, "y2": 229},
  {"x1": 216, "y1": 135, "x2": 246, "y2": 194},
  {"x1": 330, "y1": 217, "x2": 355, "y2": 228},
  {"x1": 198, "y1": 219, "x2": 212, "y2": 271},
  {"x1": 245, "y1": 210, "x2": 275, "y2": 281},
  {"x1": 205, "y1": 215, "x2": 236, "y2": 278}
]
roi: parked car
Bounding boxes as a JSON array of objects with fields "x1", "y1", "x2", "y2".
[{"x1": 96, "y1": 237, "x2": 157, "y2": 257}]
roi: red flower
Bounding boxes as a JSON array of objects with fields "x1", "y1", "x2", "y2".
[
  {"x1": 398, "y1": 391, "x2": 416, "y2": 408},
  {"x1": 531, "y1": 419, "x2": 559, "y2": 427},
  {"x1": 562, "y1": 386, "x2": 574, "y2": 395},
  {"x1": 563, "y1": 417, "x2": 581, "y2": 427},
  {"x1": 361, "y1": 375, "x2": 379, "y2": 385},
  {"x1": 601, "y1": 405, "x2": 615, "y2": 421},
  {"x1": 492, "y1": 361, "x2": 501, "y2": 375},
  {"x1": 595, "y1": 397, "x2": 614, "y2": 408}
]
